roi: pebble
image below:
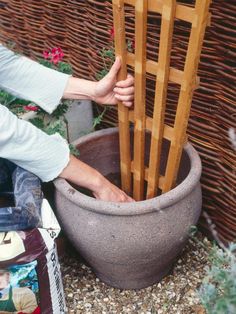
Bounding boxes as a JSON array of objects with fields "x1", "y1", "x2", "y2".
[{"x1": 60, "y1": 233, "x2": 211, "y2": 313}]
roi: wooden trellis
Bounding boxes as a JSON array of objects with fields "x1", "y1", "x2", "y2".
[{"x1": 112, "y1": 0, "x2": 211, "y2": 201}]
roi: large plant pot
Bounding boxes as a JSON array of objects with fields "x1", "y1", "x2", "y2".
[{"x1": 54, "y1": 127, "x2": 202, "y2": 289}]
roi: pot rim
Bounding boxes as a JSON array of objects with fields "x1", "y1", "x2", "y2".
[{"x1": 54, "y1": 128, "x2": 202, "y2": 216}]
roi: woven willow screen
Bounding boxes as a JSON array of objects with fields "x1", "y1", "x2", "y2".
[{"x1": 0, "y1": 0, "x2": 235, "y2": 242}]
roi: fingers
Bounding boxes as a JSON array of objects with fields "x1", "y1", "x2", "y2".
[
  {"x1": 112, "y1": 191, "x2": 135, "y2": 203},
  {"x1": 107, "y1": 56, "x2": 121, "y2": 78},
  {"x1": 115, "y1": 95, "x2": 134, "y2": 107},
  {"x1": 113, "y1": 74, "x2": 134, "y2": 107},
  {"x1": 117, "y1": 192, "x2": 135, "y2": 202},
  {"x1": 123, "y1": 101, "x2": 133, "y2": 107},
  {"x1": 93, "y1": 179, "x2": 135, "y2": 202},
  {"x1": 115, "y1": 74, "x2": 134, "y2": 88},
  {"x1": 114, "y1": 94, "x2": 134, "y2": 105},
  {"x1": 93, "y1": 190, "x2": 134, "y2": 202},
  {"x1": 113, "y1": 86, "x2": 134, "y2": 96}
]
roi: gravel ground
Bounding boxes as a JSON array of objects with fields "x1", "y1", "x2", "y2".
[{"x1": 60, "y1": 233, "x2": 211, "y2": 314}]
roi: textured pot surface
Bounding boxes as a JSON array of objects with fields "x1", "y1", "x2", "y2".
[{"x1": 54, "y1": 128, "x2": 202, "y2": 289}]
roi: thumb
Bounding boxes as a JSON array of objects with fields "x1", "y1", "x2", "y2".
[{"x1": 107, "y1": 56, "x2": 121, "y2": 78}]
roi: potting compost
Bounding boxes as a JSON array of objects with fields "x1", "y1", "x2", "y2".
[{"x1": 0, "y1": 159, "x2": 66, "y2": 313}]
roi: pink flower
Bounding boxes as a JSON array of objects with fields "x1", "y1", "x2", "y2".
[
  {"x1": 43, "y1": 47, "x2": 65, "y2": 64},
  {"x1": 24, "y1": 105, "x2": 39, "y2": 111},
  {"x1": 51, "y1": 47, "x2": 58, "y2": 55},
  {"x1": 58, "y1": 50, "x2": 64, "y2": 60},
  {"x1": 57, "y1": 47, "x2": 63, "y2": 54},
  {"x1": 52, "y1": 54, "x2": 60, "y2": 65},
  {"x1": 43, "y1": 50, "x2": 50, "y2": 59}
]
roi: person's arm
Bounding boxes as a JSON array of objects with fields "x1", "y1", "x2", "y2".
[
  {"x1": 0, "y1": 106, "x2": 133, "y2": 202},
  {"x1": 0, "y1": 104, "x2": 70, "y2": 182},
  {"x1": 59, "y1": 155, "x2": 133, "y2": 202},
  {"x1": 0, "y1": 45, "x2": 134, "y2": 112},
  {"x1": 0, "y1": 45, "x2": 134, "y2": 202},
  {"x1": 63, "y1": 57, "x2": 134, "y2": 107}
]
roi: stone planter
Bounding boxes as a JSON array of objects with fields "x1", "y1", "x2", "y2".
[
  {"x1": 65, "y1": 100, "x2": 94, "y2": 142},
  {"x1": 54, "y1": 128, "x2": 202, "y2": 289}
]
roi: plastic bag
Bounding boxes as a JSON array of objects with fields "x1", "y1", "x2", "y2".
[{"x1": 0, "y1": 159, "x2": 42, "y2": 231}]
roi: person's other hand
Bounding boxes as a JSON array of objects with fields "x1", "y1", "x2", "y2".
[
  {"x1": 94, "y1": 57, "x2": 134, "y2": 107},
  {"x1": 92, "y1": 176, "x2": 134, "y2": 202},
  {"x1": 59, "y1": 155, "x2": 134, "y2": 203}
]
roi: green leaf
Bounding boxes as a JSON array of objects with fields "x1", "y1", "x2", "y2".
[
  {"x1": 96, "y1": 69, "x2": 109, "y2": 80},
  {"x1": 51, "y1": 102, "x2": 69, "y2": 119},
  {"x1": 57, "y1": 61, "x2": 73, "y2": 75},
  {"x1": 69, "y1": 144, "x2": 80, "y2": 157},
  {"x1": 44, "y1": 119, "x2": 67, "y2": 138},
  {"x1": 29, "y1": 117, "x2": 45, "y2": 130},
  {"x1": 0, "y1": 90, "x2": 17, "y2": 107}
]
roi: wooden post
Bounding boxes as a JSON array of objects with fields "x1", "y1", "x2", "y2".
[
  {"x1": 146, "y1": 0, "x2": 176, "y2": 199},
  {"x1": 112, "y1": 0, "x2": 132, "y2": 195},
  {"x1": 133, "y1": 0, "x2": 148, "y2": 201}
]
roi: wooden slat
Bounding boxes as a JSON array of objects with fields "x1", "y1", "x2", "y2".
[
  {"x1": 162, "y1": 0, "x2": 211, "y2": 193},
  {"x1": 112, "y1": 0, "x2": 132, "y2": 194},
  {"x1": 133, "y1": 0, "x2": 148, "y2": 201},
  {"x1": 126, "y1": 53, "x2": 200, "y2": 88},
  {"x1": 129, "y1": 111, "x2": 182, "y2": 142},
  {"x1": 125, "y1": 0, "x2": 196, "y2": 23},
  {"x1": 147, "y1": 0, "x2": 176, "y2": 199},
  {"x1": 131, "y1": 161, "x2": 165, "y2": 189}
]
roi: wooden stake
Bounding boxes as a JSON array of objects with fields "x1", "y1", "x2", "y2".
[
  {"x1": 133, "y1": 0, "x2": 148, "y2": 201},
  {"x1": 112, "y1": 0, "x2": 132, "y2": 195},
  {"x1": 146, "y1": 0, "x2": 176, "y2": 199}
]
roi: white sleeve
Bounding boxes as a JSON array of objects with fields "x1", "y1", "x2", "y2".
[
  {"x1": 0, "y1": 105, "x2": 70, "y2": 182},
  {"x1": 0, "y1": 44, "x2": 70, "y2": 113}
]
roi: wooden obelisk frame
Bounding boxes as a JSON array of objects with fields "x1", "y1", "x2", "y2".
[{"x1": 112, "y1": 0, "x2": 211, "y2": 201}]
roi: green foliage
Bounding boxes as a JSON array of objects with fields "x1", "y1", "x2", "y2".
[
  {"x1": 0, "y1": 90, "x2": 16, "y2": 107},
  {"x1": 92, "y1": 107, "x2": 107, "y2": 128},
  {"x1": 199, "y1": 243, "x2": 236, "y2": 314},
  {"x1": 40, "y1": 101, "x2": 70, "y2": 120},
  {"x1": 68, "y1": 144, "x2": 80, "y2": 157},
  {"x1": 95, "y1": 69, "x2": 109, "y2": 81},
  {"x1": 96, "y1": 47, "x2": 115, "y2": 80},
  {"x1": 96, "y1": 37, "x2": 134, "y2": 81},
  {"x1": 30, "y1": 117, "x2": 66, "y2": 138},
  {"x1": 29, "y1": 117, "x2": 45, "y2": 130},
  {"x1": 39, "y1": 59, "x2": 73, "y2": 75}
]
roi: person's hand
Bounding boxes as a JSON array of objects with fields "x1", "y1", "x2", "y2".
[
  {"x1": 59, "y1": 155, "x2": 134, "y2": 203},
  {"x1": 92, "y1": 176, "x2": 134, "y2": 202},
  {"x1": 94, "y1": 57, "x2": 134, "y2": 107}
]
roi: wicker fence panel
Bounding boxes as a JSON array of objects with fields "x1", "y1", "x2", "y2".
[{"x1": 0, "y1": 0, "x2": 235, "y2": 243}]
